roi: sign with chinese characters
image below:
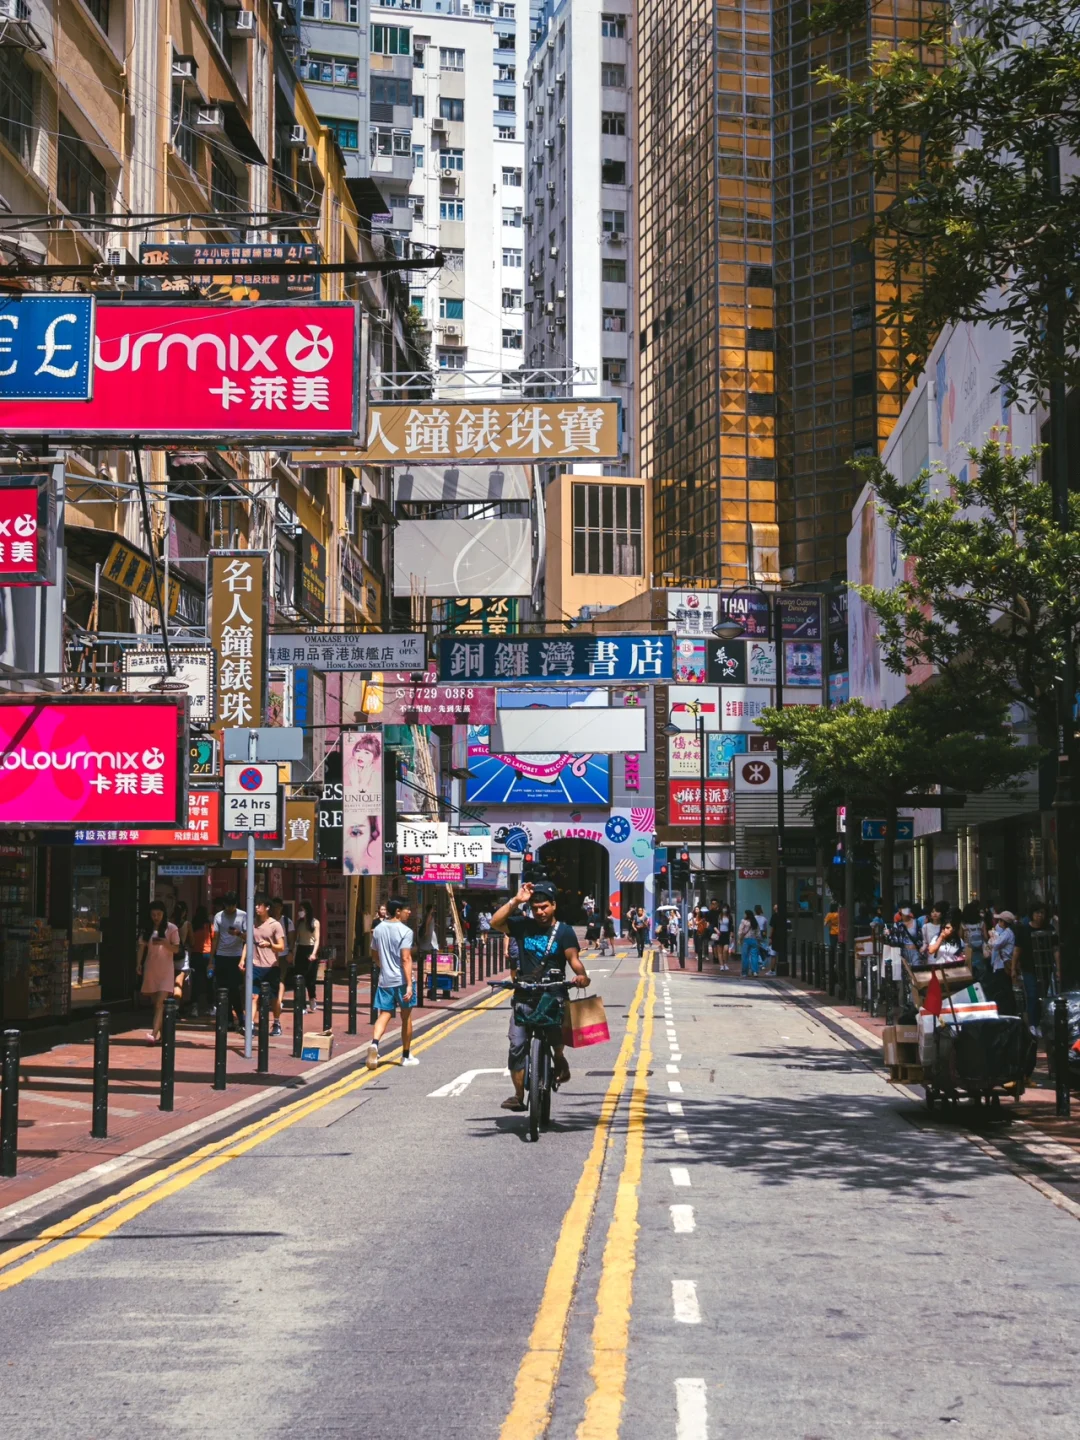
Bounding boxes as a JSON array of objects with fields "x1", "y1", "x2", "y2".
[
  {"x1": 230, "y1": 797, "x2": 317, "y2": 860},
  {"x1": 443, "y1": 597, "x2": 519, "y2": 634},
  {"x1": 299, "y1": 529, "x2": 327, "y2": 621},
  {"x1": 674, "y1": 637, "x2": 706, "y2": 684},
  {"x1": 706, "y1": 640, "x2": 746, "y2": 686},
  {"x1": 208, "y1": 551, "x2": 267, "y2": 728},
  {"x1": 668, "y1": 732, "x2": 745, "y2": 779},
  {"x1": 745, "y1": 639, "x2": 777, "y2": 686},
  {"x1": 342, "y1": 729, "x2": 383, "y2": 876},
  {"x1": 666, "y1": 590, "x2": 719, "y2": 635},
  {"x1": 364, "y1": 400, "x2": 620, "y2": 462},
  {"x1": 780, "y1": 595, "x2": 823, "y2": 639},
  {"x1": 139, "y1": 242, "x2": 320, "y2": 302},
  {"x1": 784, "y1": 641, "x2": 823, "y2": 687},
  {"x1": 0, "y1": 302, "x2": 358, "y2": 441},
  {"x1": 360, "y1": 672, "x2": 497, "y2": 726},
  {"x1": 414, "y1": 863, "x2": 465, "y2": 883},
  {"x1": 75, "y1": 789, "x2": 221, "y2": 848},
  {"x1": 122, "y1": 646, "x2": 215, "y2": 726},
  {"x1": 0, "y1": 696, "x2": 186, "y2": 827},
  {"x1": 438, "y1": 634, "x2": 674, "y2": 683},
  {"x1": 0, "y1": 294, "x2": 95, "y2": 400},
  {"x1": 0, "y1": 473, "x2": 56, "y2": 585},
  {"x1": 224, "y1": 788, "x2": 282, "y2": 839},
  {"x1": 720, "y1": 687, "x2": 772, "y2": 732},
  {"x1": 667, "y1": 779, "x2": 732, "y2": 827},
  {"x1": 103, "y1": 539, "x2": 183, "y2": 616},
  {"x1": 720, "y1": 591, "x2": 770, "y2": 638},
  {"x1": 268, "y1": 632, "x2": 425, "y2": 672}
]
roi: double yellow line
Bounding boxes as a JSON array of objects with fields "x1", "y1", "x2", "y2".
[{"x1": 0, "y1": 988, "x2": 508, "y2": 1292}]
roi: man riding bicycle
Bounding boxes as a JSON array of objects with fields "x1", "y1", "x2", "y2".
[{"x1": 491, "y1": 879, "x2": 590, "y2": 1112}]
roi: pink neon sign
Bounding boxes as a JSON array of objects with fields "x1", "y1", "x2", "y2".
[{"x1": 0, "y1": 697, "x2": 186, "y2": 826}]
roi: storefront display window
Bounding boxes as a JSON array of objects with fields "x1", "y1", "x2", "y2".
[{"x1": 72, "y1": 866, "x2": 109, "y2": 1008}]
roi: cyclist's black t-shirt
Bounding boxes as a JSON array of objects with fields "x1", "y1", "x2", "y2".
[{"x1": 506, "y1": 916, "x2": 579, "y2": 980}]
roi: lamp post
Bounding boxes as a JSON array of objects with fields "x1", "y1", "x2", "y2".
[{"x1": 665, "y1": 701, "x2": 708, "y2": 913}]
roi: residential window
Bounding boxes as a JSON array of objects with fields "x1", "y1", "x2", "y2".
[
  {"x1": 498, "y1": 2, "x2": 515, "y2": 14},
  {"x1": 325, "y1": 119, "x2": 359, "y2": 151},
  {"x1": 207, "y1": 0, "x2": 232, "y2": 56},
  {"x1": 497, "y1": 65, "x2": 516, "y2": 82},
  {"x1": 439, "y1": 297, "x2": 464, "y2": 319},
  {"x1": 410, "y1": 194, "x2": 424, "y2": 220},
  {"x1": 371, "y1": 127, "x2": 412, "y2": 156},
  {"x1": 502, "y1": 206, "x2": 522, "y2": 227},
  {"x1": 413, "y1": 143, "x2": 425, "y2": 168},
  {"x1": 371, "y1": 24, "x2": 411, "y2": 55},
  {"x1": 84, "y1": 0, "x2": 109, "y2": 32},
  {"x1": 502, "y1": 328, "x2": 523, "y2": 349},
  {"x1": 439, "y1": 97, "x2": 465, "y2": 122},
  {"x1": 57, "y1": 117, "x2": 108, "y2": 219},
  {"x1": 602, "y1": 258, "x2": 626, "y2": 282},
  {"x1": 601, "y1": 110, "x2": 626, "y2": 135},
  {"x1": 439, "y1": 47, "x2": 465, "y2": 71},
  {"x1": 502, "y1": 247, "x2": 523, "y2": 267},
  {"x1": 0, "y1": 49, "x2": 33, "y2": 166},
  {"x1": 171, "y1": 87, "x2": 199, "y2": 171},
  {"x1": 572, "y1": 483, "x2": 643, "y2": 576},
  {"x1": 601, "y1": 159, "x2": 626, "y2": 184},
  {"x1": 438, "y1": 348, "x2": 467, "y2": 370},
  {"x1": 602, "y1": 208, "x2": 626, "y2": 235},
  {"x1": 497, "y1": 95, "x2": 516, "y2": 112},
  {"x1": 602, "y1": 308, "x2": 627, "y2": 332},
  {"x1": 347, "y1": 0, "x2": 358, "y2": 18},
  {"x1": 410, "y1": 292, "x2": 425, "y2": 314},
  {"x1": 502, "y1": 287, "x2": 522, "y2": 309},
  {"x1": 497, "y1": 32, "x2": 515, "y2": 49},
  {"x1": 601, "y1": 63, "x2": 625, "y2": 86},
  {"x1": 306, "y1": 57, "x2": 359, "y2": 87},
  {"x1": 475, "y1": 0, "x2": 491, "y2": 11},
  {"x1": 370, "y1": 76, "x2": 410, "y2": 105},
  {"x1": 413, "y1": 94, "x2": 425, "y2": 118},
  {"x1": 440, "y1": 199, "x2": 465, "y2": 221},
  {"x1": 440, "y1": 147, "x2": 464, "y2": 170},
  {"x1": 497, "y1": 125, "x2": 516, "y2": 139},
  {"x1": 210, "y1": 150, "x2": 244, "y2": 218},
  {"x1": 601, "y1": 14, "x2": 626, "y2": 37},
  {"x1": 603, "y1": 358, "x2": 626, "y2": 383},
  {"x1": 443, "y1": 248, "x2": 464, "y2": 272}
]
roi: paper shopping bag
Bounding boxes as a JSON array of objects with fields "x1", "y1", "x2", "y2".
[{"x1": 562, "y1": 994, "x2": 610, "y2": 1048}]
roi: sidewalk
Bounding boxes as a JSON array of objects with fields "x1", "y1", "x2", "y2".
[{"x1": 0, "y1": 958, "x2": 509, "y2": 1226}]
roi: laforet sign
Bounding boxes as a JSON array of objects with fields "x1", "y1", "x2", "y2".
[
  {"x1": 208, "y1": 551, "x2": 267, "y2": 728},
  {"x1": 364, "y1": 400, "x2": 620, "y2": 462}
]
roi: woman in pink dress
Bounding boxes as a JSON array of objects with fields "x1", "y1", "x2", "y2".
[{"x1": 136, "y1": 900, "x2": 180, "y2": 1043}]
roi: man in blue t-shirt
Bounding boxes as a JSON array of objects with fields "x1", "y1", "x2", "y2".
[{"x1": 491, "y1": 879, "x2": 590, "y2": 1111}]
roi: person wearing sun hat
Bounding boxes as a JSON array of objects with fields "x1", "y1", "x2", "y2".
[{"x1": 986, "y1": 909, "x2": 1019, "y2": 1012}]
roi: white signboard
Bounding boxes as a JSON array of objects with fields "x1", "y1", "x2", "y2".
[
  {"x1": 489, "y1": 708, "x2": 645, "y2": 755},
  {"x1": 442, "y1": 833, "x2": 492, "y2": 864},
  {"x1": 224, "y1": 763, "x2": 278, "y2": 794},
  {"x1": 398, "y1": 820, "x2": 449, "y2": 856},
  {"x1": 665, "y1": 686, "x2": 721, "y2": 732},
  {"x1": 666, "y1": 590, "x2": 719, "y2": 635},
  {"x1": 268, "y1": 632, "x2": 426, "y2": 671},
  {"x1": 720, "y1": 687, "x2": 773, "y2": 733},
  {"x1": 224, "y1": 791, "x2": 280, "y2": 832},
  {"x1": 122, "y1": 648, "x2": 214, "y2": 725},
  {"x1": 745, "y1": 639, "x2": 777, "y2": 686}
]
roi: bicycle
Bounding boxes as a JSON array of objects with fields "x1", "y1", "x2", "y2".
[{"x1": 492, "y1": 977, "x2": 569, "y2": 1142}]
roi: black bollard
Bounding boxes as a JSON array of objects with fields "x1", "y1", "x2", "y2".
[
  {"x1": 159, "y1": 996, "x2": 177, "y2": 1112},
  {"x1": 1055, "y1": 993, "x2": 1071, "y2": 1118},
  {"x1": 323, "y1": 966, "x2": 334, "y2": 1031},
  {"x1": 257, "y1": 982, "x2": 271, "y2": 1073},
  {"x1": 697, "y1": 933, "x2": 703, "y2": 973},
  {"x1": 91, "y1": 1010, "x2": 109, "y2": 1139},
  {"x1": 213, "y1": 988, "x2": 229, "y2": 1090},
  {"x1": 370, "y1": 966, "x2": 378, "y2": 1026},
  {"x1": 470, "y1": 940, "x2": 476, "y2": 988},
  {"x1": 428, "y1": 950, "x2": 438, "y2": 1001},
  {"x1": 416, "y1": 954, "x2": 425, "y2": 1008},
  {"x1": 347, "y1": 962, "x2": 358, "y2": 1034},
  {"x1": 454, "y1": 944, "x2": 462, "y2": 992},
  {"x1": 1, "y1": 1029, "x2": 19, "y2": 1179},
  {"x1": 294, "y1": 973, "x2": 307, "y2": 1059}
]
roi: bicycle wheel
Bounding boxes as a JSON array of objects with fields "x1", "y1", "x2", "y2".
[
  {"x1": 528, "y1": 1035, "x2": 542, "y2": 1142},
  {"x1": 540, "y1": 1045, "x2": 552, "y2": 1126}
]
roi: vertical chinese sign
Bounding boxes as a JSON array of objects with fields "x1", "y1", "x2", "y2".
[
  {"x1": 208, "y1": 552, "x2": 267, "y2": 728},
  {"x1": 341, "y1": 728, "x2": 383, "y2": 876},
  {"x1": 0, "y1": 474, "x2": 57, "y2": 585}
]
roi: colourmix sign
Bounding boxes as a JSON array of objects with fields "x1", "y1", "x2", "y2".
[{"x1": 0, "y1": 302, "x2": 359, "y2": 442}]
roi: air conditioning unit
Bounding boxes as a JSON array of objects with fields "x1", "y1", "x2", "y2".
[
  {"x1": 544, "y1": 138, "x2": 554, "y2": 150},
  {"x1": 534, "y1": 104, "x2": 544, "y2": 117},
  {"x1": 106, "y1": 247, "x2": 137, "y2": 287},
  {"x1": 607, "y1": 231, "x2": 625, "y2": 244},
  {"x1": 546, "y1": 323, "x2": 556, "y2": 334},
  {"x1": 195, "y1": 106, "x2": 226, "y2": 137},
  {"x1": 374, "y1": 307, "x2": 391, "y2": 324},
  {"x1": 171, "y1": 55, "x2": 198, "y2": 83},
  {"x1": 555, "y1": 316, "x2": 565, "y2": 327},
  {"x1": 298, "y1": 145, "x2": 318, "y2": 164},
  {"x1": 431, "y1": 116, "x2": 448, "y2": 133},
  {"x1": 546, "y1": 181, "x2": 555, "y2": 192},
  {"x1": 556, "y1": 72, "x2": 565, "y2": 85},
  {"x1": 544, "y1": 302, "x2": 554, "y2": 314},
  {"x1": 546, "y1": 36, "x2": 554, "y2": 49},
  {"x1": 549, "y1": 245, "x2": 558, "y2": 257},
  {"x1": 556, "y1": 289, "x2": 565, "y2": 300},
  {"x1": 557, "y1": 116, "x2": 566, "y2": 128},
  {"x1": 287, "y1": 125, "x2": 306, "y2": 147},
  {"x1": 227, "y1": 9, "x2": 257, "y2": 37},
  {"x1": 444, "y1": 324, "x2": 461, "y2": 336},
  {"x1": 546, "y1": 86, "x2": 555, "y2": 97}
]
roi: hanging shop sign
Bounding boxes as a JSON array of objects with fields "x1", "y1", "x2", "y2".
[
  {"x1": 189, "y1": 736, "x2": 219, "y2": 777},
  {"x1": 438, "y1": 634, "x2": 673, "y2": 684},
  {"x1": 268, "y1": 631, "x2": 425, "y2": 672},
  {"x1": 413, "y1": 863, "x2": 466, "y2": 883},
  {"x1": 364, "y1": 399, "x2": 620, "y2": 462},
  {"x1": 0, "y1": 695, "x2": 187, "y2": 828},
  {"x1": 102, "y1": 539, "x2": 182, "y2": 616},
  {"x1": 667, "y1": 780, "x2": 732, "y2": 827},
  {"x1": 784, "y1": 641, "x2": 823, "y2": 688},
  {"x1": 74, "y1": 788, "x2": 221, "y2": 848},
  {"x1": 360, "y1": 671, "x2": 496, "y2": 726},
  {"x1": 397, "y1": 820, "x2": 448, "y2": 856},
  {"x1": 666, "y1": 590, "x2": 718, "y2": 635},
  {"x1": 298, "y1": 529, "x2": 327, "y2": 621},
  {"x1": 0, "y1": 302, "x2": 358, "y2": 441},
  {"x1": 0, "y1": 473, "x2": 57, "y2": 585},
  {"x1": 122, "y1": 646, "x2": 215, "y2": 726},
  {"x1": 230, "y1": 798, "x2": 317, "y2": 861},
  {"x1": 316, "y1": 748, "x2": 343, "y2": 864},
  {"x1": 0, "y1": 293, "x2": 95, "y2": 400},
  {"x1": 342, "y1": 728, "x2": 384, "y2": 876},
  {"x1": 139, "y1": 242, "x2": 320, "y2": 302},
  {"x1": 208, "y1": 551, "x2": 267, "y2": 728},
  {"x1": 443, "y1": 597, "x2": 519, "y2": 634},
  {"x1": 780, "y1": 595, "x2": 822, "y2": 639}
]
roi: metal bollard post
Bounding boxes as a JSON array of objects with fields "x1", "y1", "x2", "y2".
[
  {"x1": 1055, "y1": 993, "x2": 1071, "y2": 1118},
  {"x1": 470, "y1": 940, "x2": 476, "y2": 988},
  {"x1": 294, "y1": 974, "x2": 307, "y2": 1060},
  {"x1": 416, "y1": 954, "x2": 425, "y2": 1008},
  {"x1": 213, "y1": 988, "x2": 229, "y2": 1090},
  {"x1": 453, "y1": 943, "x2": 462, "y2": 992},
  {"x1": 257, "y1": 982, "x2": 271, "y2": 1073},
  {"x1": 1, "y1": 1029, "x2": 19, "y2": 1179},
  {"x1": 159, "y1": 996, "x2": 177, "y2": 1112},
  {"x1": 347, "y1": 962, "x2": 358, "y2": 1034},
  {"x1": 323, "y1": 966, "x2": 334, "y2": 1031},
  {"x1": 91, "y1": 1010, "x2": 109, "y2": 1139},
  {"x1": 428, "y1": 951, "x2": 437, "y2": 1001},
  {"x1": 370, "y1": 966, "x2": 378, "y2": 1026}
]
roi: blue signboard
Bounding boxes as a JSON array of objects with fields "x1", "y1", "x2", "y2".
[
  {"x1": 0, "y1": 294, "x2": 95, "y2": 400},
  {"x1": 862, "y1": 819, "x2": 915, "y2": 841},
  {"x1": 465, "y1": 725, "x2": 611, "y2": 805},
  {"x1": 438, "y1": 634, "x2": 674, "y2": 683}
]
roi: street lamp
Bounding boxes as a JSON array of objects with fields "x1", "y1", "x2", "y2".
[{"x1": 665, "y1": 697, "x2": 709, "y2": 965}]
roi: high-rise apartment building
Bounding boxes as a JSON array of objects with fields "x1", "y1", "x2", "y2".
[{"x1": 523, "y1": 0, "x2": 636, "y2": 478}]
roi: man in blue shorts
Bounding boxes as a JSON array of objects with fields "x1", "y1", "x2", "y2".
[{"x1": 367, "y1": 898, "x2": 418, "y2": 1069}]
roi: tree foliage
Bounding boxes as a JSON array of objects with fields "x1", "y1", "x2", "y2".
[{"x1": 816, "y1": 0, "x2": 1080, "y2": 399}]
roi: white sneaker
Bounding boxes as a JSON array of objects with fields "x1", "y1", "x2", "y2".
[
  {"x1": 366, "y1": 1043, "x2": 379, "y2": 1070},
  {"x1": 400, "y1": 1055, "x2": 420, "y2": 1067}
]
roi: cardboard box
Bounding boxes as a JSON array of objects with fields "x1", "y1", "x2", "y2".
[
  {"x1": 882, "y1": 1026, "x2": 898, "y2": 1067},
  {"x1": 896, "y1": 1024, "x2": 919, "y2": 1046},
  {"x1": 300, "y1": 1031, "x2": 334, "y2": 1062}
]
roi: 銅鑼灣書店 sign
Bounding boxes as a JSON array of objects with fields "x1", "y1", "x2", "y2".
[{"x1": 438, "y1": 634, "x2": 674, "y2": 683}]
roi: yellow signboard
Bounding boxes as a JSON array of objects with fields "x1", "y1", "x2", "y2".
[
  {"x1": 363, "y1": 400, "x2": 620, "y2": 463},
  {"x1": 103, "y1": 541, "x2": 181, "y2": 616}
]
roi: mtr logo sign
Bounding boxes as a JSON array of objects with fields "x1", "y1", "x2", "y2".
[{"x1": 0, "y1": 303, "x2": 358, "y2": 440}]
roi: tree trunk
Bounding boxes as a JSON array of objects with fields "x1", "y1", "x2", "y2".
[{"x1": 881, "y1": 802, "x2": 898, "y2": 920}]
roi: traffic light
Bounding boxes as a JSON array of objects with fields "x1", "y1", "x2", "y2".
[{"x1": 671, "y1": 850, "x2": 691, "y2": 889}]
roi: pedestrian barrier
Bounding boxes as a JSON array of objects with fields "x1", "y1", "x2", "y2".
[
  {"x1": 159, "y1": 996, "x2": 177, "y2": 1112},
  {"x1": 91, "y1": 1010, "x2": 109, "y2": 1139},
  {"x1": 1, "y1": 1028, "x2": 18, "y2": 1178},
  {"x1": 323, "y1": 968, "x2": 334, "y2": 1031},
  {"x1": 347, "y1": 962, "x2": 358, "y2": 1034},
  {"x1": 294, "y1": 974, "x2": 307, "y2": 1059},
  {"x1": 213, "y1": 987, "x2": 229, "y2": 1090},
  {"x1": 257, "y1": 982, "x2": 271, "y2": 1074}
]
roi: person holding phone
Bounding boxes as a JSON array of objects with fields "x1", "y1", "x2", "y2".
[
  {"x1": 136, "y1": 901, "x2": 179, "y2": 1044},
  {"x1": 212, "y1": 892, "x2": 247, "y2": 1032}
]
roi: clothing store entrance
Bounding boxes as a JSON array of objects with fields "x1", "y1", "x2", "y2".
[{"x1": 536, "y1": 838, "x2": 608, "y2": 925}]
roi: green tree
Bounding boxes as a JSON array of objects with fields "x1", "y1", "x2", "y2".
[
  {"x1": 816, "y1": 0, "x2": 1080, "y2": 399},
  {"x1": 757, "y1": 683, "x2": 1030, "y2": 915}
]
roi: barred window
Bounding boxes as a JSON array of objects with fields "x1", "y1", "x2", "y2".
[
  {"x1": 572, "y1": 483, "x2": 643, "y2": 576},
  {"x1": 0, "y1": 48, "x2": 34, "y2": 166}
]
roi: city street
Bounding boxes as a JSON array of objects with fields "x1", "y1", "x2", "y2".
[{"x1": 2, "y1": 953, "x2": 1079, "y2": 1439}]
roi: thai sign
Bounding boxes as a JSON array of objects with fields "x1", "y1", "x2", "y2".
[
  {"x1": 0, "y1": 302, "x2": 358, "y2": 440},
  {"x1": 267, "y1": 632, "x2": 425, "y2": 672},
  {"x1": 0, "y1": 294, "x2": 94, "y2": 400},
  {"x1": 364, "y1": 400, "x2": 620, "y2": 462},
  {"x1": 0, "y1": 696, "x2": 186, "y2": 827},
  {"x1": 0, "y1": 473, "x2": 56, "y2": 585},
  {"x1": 438, "y1": 634, "x2": 674, "y2": 683},
  {"x1": 74, "y1": 788, "x2": 221, "y2": 847},
  {"x1": 208, "y1": 552, "x2": 267, "y2": 728}
]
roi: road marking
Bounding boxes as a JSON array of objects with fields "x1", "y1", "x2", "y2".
[
  {"x1": 675, "y1": 1378, "x2": 708, "y2": 1439},
  {"x1": 673, "y1": 1127, "x2": 691, "y2": 1144},
  {"x1": 500, "y1": 959, "x2": 649, "y2": 1440},
  {"x1": 667, "y1": 1101, "x2": 684, "y2": 1115},
  {"x1": 575, "y1": 968, "x2": 654, "y2": 1440},
  {"x1": 427, "y1": 1067, "x2": 507, "y2": 1098},
  {"x1": 672, "y1": 1280, "x2": 701, "y2": 1324},
  {"x1": 670, "y1": 1166, "x2": 691, "y2": 1187},
  {"x1": 666, "y1": 1064, "x2": 679, "y2": 1074},
  {"x1": 0, "y1": 989, "x2": 511, "y2": 1288},
  {"x1": 668, "y1": 1080, "x2": 684, "y2": 1094},
  {"x1": 19, "y1": 1092, "x2": 142, "y2": 1119},
  {"x1": 670, "y1": 1205, "x2": 695, "y2": 1234},
  {"x1": 670, "y1": 1052, "x2": 682, "y2": 1061}
]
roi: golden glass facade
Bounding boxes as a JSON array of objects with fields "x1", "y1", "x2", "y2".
[{"x1": 638, "y1": 0, "x2": 776, "y2": 589}]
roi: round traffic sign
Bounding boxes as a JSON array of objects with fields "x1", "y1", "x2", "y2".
[{"x1": 239, "y1": 766, "x2": 265, "y2": 792}]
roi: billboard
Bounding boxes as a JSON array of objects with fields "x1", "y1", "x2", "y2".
[
  {"x1": 666, "y1": 589, "x2": 718, "y2": 634},
  {"x1": 0, "y1": 302, "x2": 359, "y2": 441},
  {"x1": 393, "y1": 518, "x2": 533, "y2": 598},
  {"x1": 208, "y1": 552, "x2": 267, "y2": 727},
  {"x1": 667, "y1": 779, "x2": 732, "y2": 827},
  {"x1": 74, "y1": 788, "x2": 221, "y2": 847},
  {"x1": 466, "y1": 727, "x2": 611, "y2": 805},
  {"x1": 0, "y1": 696, "x2": 186, "y2": 827},
  {"x1": 439, "y1": 634, "x2": 674, "y2": 683},
  {"x1": 268, "y1": 632, "x2": 425, "y2": 671},
  {"x1": 0, "y1": 473, "x2": 56, "y2": 585},
  {"x1": 365, "y1": 400, "x2": 620, "y2": 462},
  {"x1": 122, "y1": 646, "x2": 215, "y2": 727},
  {"x1": 342, "y1": 728, "x2": 383, "y2": 876},
  {"x1": 489, "y1": 707, "x2": 645, "y2": 755},
  {"x1": 139, "y1": 242, "x2": 319, "y2": 301},
  {"x1": 359, "y1": 671, "x2": 497, "y2": 726}
]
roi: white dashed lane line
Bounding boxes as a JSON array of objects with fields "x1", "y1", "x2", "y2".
[
  {"x1": 672, "y1": 1279, "x2": 702, "y2": 1324},
  {"x1": 667, "y1": 1101, "x2": 684, "y2": 1115},
  {"x1": 675, "y1": 1377, "x2": 708, "y2": 1439},
  {"x1": 670, "y1": 1166, "x2": 691, "y2": 1188},
  {"x1": 670, "y1": 1204, "x2": 696, "y2": 1234},
  {"x1": 668, "y1": 1081, "x2": 684, "y2": 1094}
]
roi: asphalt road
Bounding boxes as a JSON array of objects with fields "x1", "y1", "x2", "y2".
[{"x1": 2, "y1": 951, "x2": 1079, "y2": 1439}]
